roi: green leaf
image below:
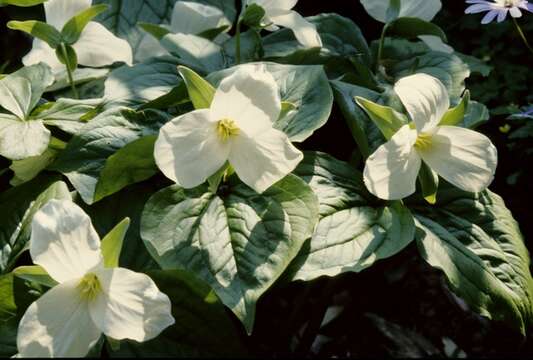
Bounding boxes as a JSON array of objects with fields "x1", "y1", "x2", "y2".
[
  {"x1": 55, "y1": 43, "x2": 78, "y2": 71},
  {"x1": 61, "y1": 4, "x2": 109, "y2": 44},
  {"x1": 456, "y1": 52, "x2": 492, "y2": 77},
  {"x1": 241, "y1": 3, "x2": 265, "y2": 28},
  {"x1": 50, "y1": 108, "x2": 170, "y2": 204},
  {"x1": 355, "y1": 96, "x2": 408, "y2": 140},
  {"x1": 440, "y1": 90, "x2": 470, "y2": 126},
  {"x1": 46, "y1": 67, "x2": 109, "y2": 93},
  {"x1": 208, "y1": 62, "x2": 333, "y2": 142},
  {"x1": 6, "y1": 20, "x2": 62, "y2": 49},
  {"x1": 0, "y1": 0, "x2": 46, "y2": 6},
  {"x1": 35, "y1": 98, "x2": 102, "y2": 134},
  {"x1": 0, "y1": 178, "x2": 71, "y2": 273},
  {"x1": 101, "y1": 218, "x2": 130, "y2": 268},
  {"x1": 141, "y1": 175, "x2": 319, "y2": 333},
  {"x1": 177, "y1": 65, "x2": 215, "y2": 109},
  {"x1": 417, "y1": 162, "x2": 438, "y2": 205},
  {"x1": 287, "y1": 152, "x2": 415, "y2": 281},
  {"x1": 12, "y1": 265, "x2": 57, "y2": 288},
  {"x1": 387, "y1": 17, "x2": 447, "y2": 42},
  {"x1": 462, "y1": 100, "x2": 489, "y2": 129},
  {"x1": 0, "y1": 114, "x2": 50, "y2": 161},
  {"x1": 94, "y1": 135, "x2": 158, "y2": 202},
  {"x1": 411, "y1": 186, "x2": 533, "y2": 335},
  {"x1": 108, "y1": 270, "x2": 247, "y2": 357},
  {"x1": 160, "y1": 33, "x2": 226, "y2": 73},
  {"x1": 138, "y1": 22, "x2": 170, "y2": 40},
  {"x1": 222, "y1": 29, "x2": 261, "y2": 65}
]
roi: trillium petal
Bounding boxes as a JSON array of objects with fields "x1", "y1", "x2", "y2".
[
  {"x1": 89, "y1": 267, "x2": 175, "y2": 342},
  {"x1": 154, "y1": 109, "x2": 230, "y2": 188},
  {"x1": 417, "y1": 126, "x2": 498, "y2": 193},
  {"x1": 269, "y1": 10, "x2": 322, "y2": 48},
  {"x1": 17, "y1": 280, "x2": 102, "y2": 358},
  {"x1": 394, "y1": 73, "x2": 450, "y2": 134},
  {"x1": 44, "y1": 0, "x2": 92, "y2": 29},
  {"x1": 0, "y1": 116, "x2": 50, "y2": 160},
  {"x1": 170, "y1": 1, "x2": 229, "y2": 34},
  {"x1": 30, "y1": 199, "x2": 103, "y2": 283},
  {"x1": 210, "y1": 65, "x2": 280, "y2": 136},
  {"x1": 363, "y1": 125, "x2": 421, "y2": 200},
  {"x1": 73, "y1": 22, "x2": 133, "y2": 67},
  {"x1": 229, "y1": 128, "x2": 303, "y2": 193},
  {"x1": 22, "y1": 40, "x2": 64, "y2": 74}
]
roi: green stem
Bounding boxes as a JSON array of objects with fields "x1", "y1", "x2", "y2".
[
  {"x1": 60, "y1": 43, "x2": 79, "y2": 99},
  {"x1": 235, "y1": 20, "x2": 242, "y2": 64},
  {"x1": 376, "y1": 23, "x2": 390, "y2": 72},
  {"x1": 512, "y1": 18, "x2": 533, "y2": 56}
]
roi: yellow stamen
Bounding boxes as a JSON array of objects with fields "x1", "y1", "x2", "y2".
[
  {"x1": 414, "y1": 133, "x2": 433, "y2": 150},
  {"x1": 217, "y1": 118, "x2": 240, "y2": 141},
  {"x1": 77, "y1": 273, "x2": 101, "y2": 301}
]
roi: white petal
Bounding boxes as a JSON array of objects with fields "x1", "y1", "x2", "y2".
[
  {"x1": 30, "y1": 199, "x2": 103, "y2": 283},
  {"x1": 22, "y1": 39, "x2": 64, "y2": 74},
  {"x1": 363, "y1": 125, "x2": 421, "y2": 200},
  {"x1": 210, "y1": 64, "x2": 281, "y2": 137},
  {"x1": 44, "y1": 0, "x2": 92, "y2": 29},
  {"x1": 269, "y1": 10, "x2": 322, "y2": 48},
  {"x1": 417, "y1": 126, "x2": 498, "y2": 193},
  {"x1": 419, "y1": 35, "x2": 454, "y2": 54},
  {"x1": 510, "y1": 6, "x2": 522, "y2": 17},
  {"x1": 394, "y1": 73, "x2": 450, "y2": 134},
  {"x1": 17, "y1": 280, "x2": 101, "y2": 358},
  {"x1": 170, "y1": 1, "x2": 230, "y2": 34},
  {"x1": 154, "y1": 109, "x2": 230, "y2": 188},
  {"x1": 229, "y1": 128, "x2": 303, "y2": 193},
  {"x1": 251, "y1": 0, "x2": 298, "y2": 11},
  {"x1": 134, "y1": 34, "x2": 169, "y2": 63},
  {"x1": 360, "y1": 0, "x2": 441, "y2": 23},
  {"x1": 89, "y1": 268, "x2": 175, "y2": 342},
  {"x1": 0, "y1": 116, "x2": 50, "y2": 160},
  {"x1": 73, "y1": 22, "x2": 133, "y2": 67}
]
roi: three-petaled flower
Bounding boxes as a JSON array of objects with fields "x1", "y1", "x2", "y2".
[
  {"x1": 363, "y1": 73, "x2": 498, "y2": 200},
  {"x1": 17, "y1": 200, "x2": 175, "y2": 357},
  {"x1": 465, "y1": 0, "x2": 533, "y2": 24},
  {"x1": 23, "y1": 0, "x2": 132, "y2": 72},
  {"x1": 154, "y1": 64, "x2": 303, "y2": 194}
]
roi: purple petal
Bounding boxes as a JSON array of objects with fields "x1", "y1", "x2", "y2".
[
  {"x1": 497, "y1": 8, "x2": 508, "y2": 22},
  {"x1": 465, "y1": 3, "x2": 494, "y2": 13},
  {"x1": 528, "y1": 3, "x2": 533, "y2": 12},
  {"x1": 466, "y1": 0, "x2": 492, "y2": 3},
  {"x1": 481, "y1": 9, "x2": 501, "y2": 23}
]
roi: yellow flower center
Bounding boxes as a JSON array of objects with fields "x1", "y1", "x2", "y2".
[
  {"x1": 77, "y1": 273, "x2": 101, "y2": 301},
  {"x1": 414, "y1": 133, "x2": 433, "y2": 150},
  {"x1": 217, "y1": 118, "x2": 240, "y2": 142}
]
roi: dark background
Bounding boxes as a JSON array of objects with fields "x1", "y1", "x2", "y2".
[{"x1": 0, "y1": 0, "x2": 532, "y2": 358}]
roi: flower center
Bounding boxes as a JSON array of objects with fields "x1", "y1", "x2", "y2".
[
  {"x1": 77, "y1": 273, "x2": 101, "y2": 301},
  {"x1": 217, "y1": 118, "x2": 240, "y2": 142},
  {"x1": 414, "y1": 133, "x2": 433, "y2": 150},
  {"x1": 503, "y1": 0, "x2": 518, "y2": 7}
]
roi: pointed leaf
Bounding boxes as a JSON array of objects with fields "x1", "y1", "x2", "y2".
[
  {"x1": 101, "y1": 218, "x2": 130, "y2": 268},
  {"x1": 355, "y1": 96, "x2": 408, "y2": 140},
  {"x1": 61, "y1": 4, "x2": 109, "y2": 44},
  {"x1": 7, "y1": 20, "x2": 61, "y2": 49},
  {"x1": 177, "y1": 65, "x2": 215, "y2": 109}
]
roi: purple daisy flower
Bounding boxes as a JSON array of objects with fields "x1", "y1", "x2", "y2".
[{"x1": 465, "y1": 0, "x2": 533, "y2": 24}]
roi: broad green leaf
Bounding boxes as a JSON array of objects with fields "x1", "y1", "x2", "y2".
[
  {"x1": 104, "y1": 56, "x2": 181, "y2": 108},
  {"x1": 360, "y1": 0, "x2": 441, "y2": 23},
  {"x1": 0, "y1": 0, "x2": 46, "y2": 6},
  {"x1": 0, "y1": 114, "x2": 50, "y2": 161},
  {"x1": 46, "y1": 67, "x2": 109, "y2": 93},
  {"x1": 138, "y1": 22, "x2": 170, "y2": 40},
  {"x1": 94, "y1": 135, "x2": 158, "y2": 202},
  {"x1": 93, "y1": 0, "x2": 237, "y2": 59},
  {"x1": 0, "y1": 63, "x2": 54, "y2": 119},
  {"x1": 55, "y1": 43, "x2": 78, "y2": 72},
  {"x1": 12, "y1": 265, "x2": 57, "y2": 288},
  {"x1": 263, "y1": 13, "x2": 371, "y2": 68},
  {"x1": 160, "y1": 33, "x2": 225, "y2": 73},
  {"x1": 177, "y1": 66, "x2": 215, "y2": 109},
  {"x1": 6, "y1": 20, "x2": 61, "y2": 49},
  {"x1": 417, "y1": 162, "x2": 438, "y2": 205},
  {"x1": 61, "y1": 4, "x2": 109, "y2": 44},
  {"x1": 222, "y1": 29, "x2": 261, "y2": 65},
  {"x1": 50, "y1": 108, "x2": 170, "y2": 204},
  {"x1": 287, "y1": 152, "x2": 415, "y2": 281},
  {"x1": 456, "y1": 52, "x2": 492, "y2": 77},
  {"x1": 241, "y1": 3, "x2": 265, "y2": 28},
  {"x1": 462, "y1": 101, "x2": 489, "y2": 129},
  {"x1": 108, "y1": 270, "x2": 247, "y2": 357},
  {"x1": 355, "y1": 96, "x2": 408, "y2": 140},
  {"x1": 0, "y1": 178, "x2": 71, "y2": 273},
  {"x1": 440, "y1": 90, "x2": 470, "y2": 126},
  {"x1": 208, "y1": 62, "x2": 333, "y2": 142},
  {"x1": 141, "y1": 175, "x2": 319, "y2": 333},
  {"x1": 101, "y1": 218, "x2": 130, "y2": 268},
  {"x1": 411, "y1": 186, "x2": 533, "y2": 335},
  {"x1": 387, "y1": 17, "x2": 447, "y2": 42},
  {"x1": 34, "y1": 98, "x2": 102, "y2": 134}
]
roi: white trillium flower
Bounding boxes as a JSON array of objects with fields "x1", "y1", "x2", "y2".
[
  {"x1": 17, "y1": 200, "x2": 175, "y2": 357},
  {"x1": 154, "y1": 64, "x2": 303, "y2": 194},
  {"x1": 23, "y1": 0, "x2": 133, "y2": 73},
  {"x1": 359, "y1": 0, "x2": 453, "y2": 53},
  {"x1": 246, "y1": 0, "x2": 323, "y2": 48},
  {"x1": 363, "y1": 73, "x2": 498, "y2": 200},
  {"x1": 136, "y1": 1, "x2": 231, "y2": 62}
]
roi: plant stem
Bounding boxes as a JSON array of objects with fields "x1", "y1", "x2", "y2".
[
  {"x1": 512, "y1": 18, "x2": 533, "y2": 56},
  {"x1": 376, "y1": 23, "x2": 390, "y2": 72},
  {"x1": 60, "y1": 43, "x2": 79, "y2": 99},
  {"x1": 235, "y1": 20, "x2": 242, "y2": 64}
]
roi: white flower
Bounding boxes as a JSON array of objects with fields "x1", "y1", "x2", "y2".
[
  {"x1": 363, "y1": 73, "x2": 498, "y2": 200},
  {"x1": 154, "y1": 64, "x2": 303, "y2": 194},
  {"x1": 136, "y1": 1, "x2": 231, "y2": 62},
  {"x1": 246, "y1": 0, "x2": 322, "y2": 48},
  {"x1": 23, "y1": 0, "x2": 132, "y2": 73},
  {"x1": 465, "y1": 0, "x2": 533, "y2": 24},
  {"x1": 17, "y1": 200, "x2": 175, "y2": 358}
]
